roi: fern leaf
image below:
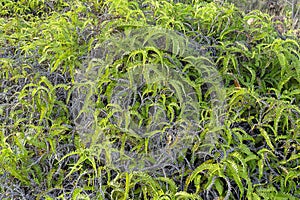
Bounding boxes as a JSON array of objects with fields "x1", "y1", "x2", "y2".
[
  {"x1": 258, "y1": 127, "x2": 274, "y2": 151},
  {"x1": 185, "y1": 162, "x2": 219, "y2": 191}
]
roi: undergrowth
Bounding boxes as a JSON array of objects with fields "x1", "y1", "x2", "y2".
[{"x1": 0, "y1": 0, "x2": 299, "y2": 199}]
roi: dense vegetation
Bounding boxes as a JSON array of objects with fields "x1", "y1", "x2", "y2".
[{"x1": 0, "y1": 0, "x2": 299, "y2": 199}]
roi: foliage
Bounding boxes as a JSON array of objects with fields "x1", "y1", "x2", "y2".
[{"x1": 0, "y1": 0, "x2": 299, "y2": 199}]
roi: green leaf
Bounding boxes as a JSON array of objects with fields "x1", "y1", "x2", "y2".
[
  {"x1": 258, "y1": 159, "x2": 264, "y2": 180},
  {"x1": 214, "y1": 178, "x2": 224, "y2": 196},
  {"x1": 185, "y1": 162, "x2": 219, "y2": 191},
  {"x1": 226, "y1": 159, "x2": 244, "y2": 198},
  {"x1": 285, "y1": 170, "x2": 300, "y2": 187},
  {"x1": 258, "y1": 127, "x2": 274, "y2": 151}
]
